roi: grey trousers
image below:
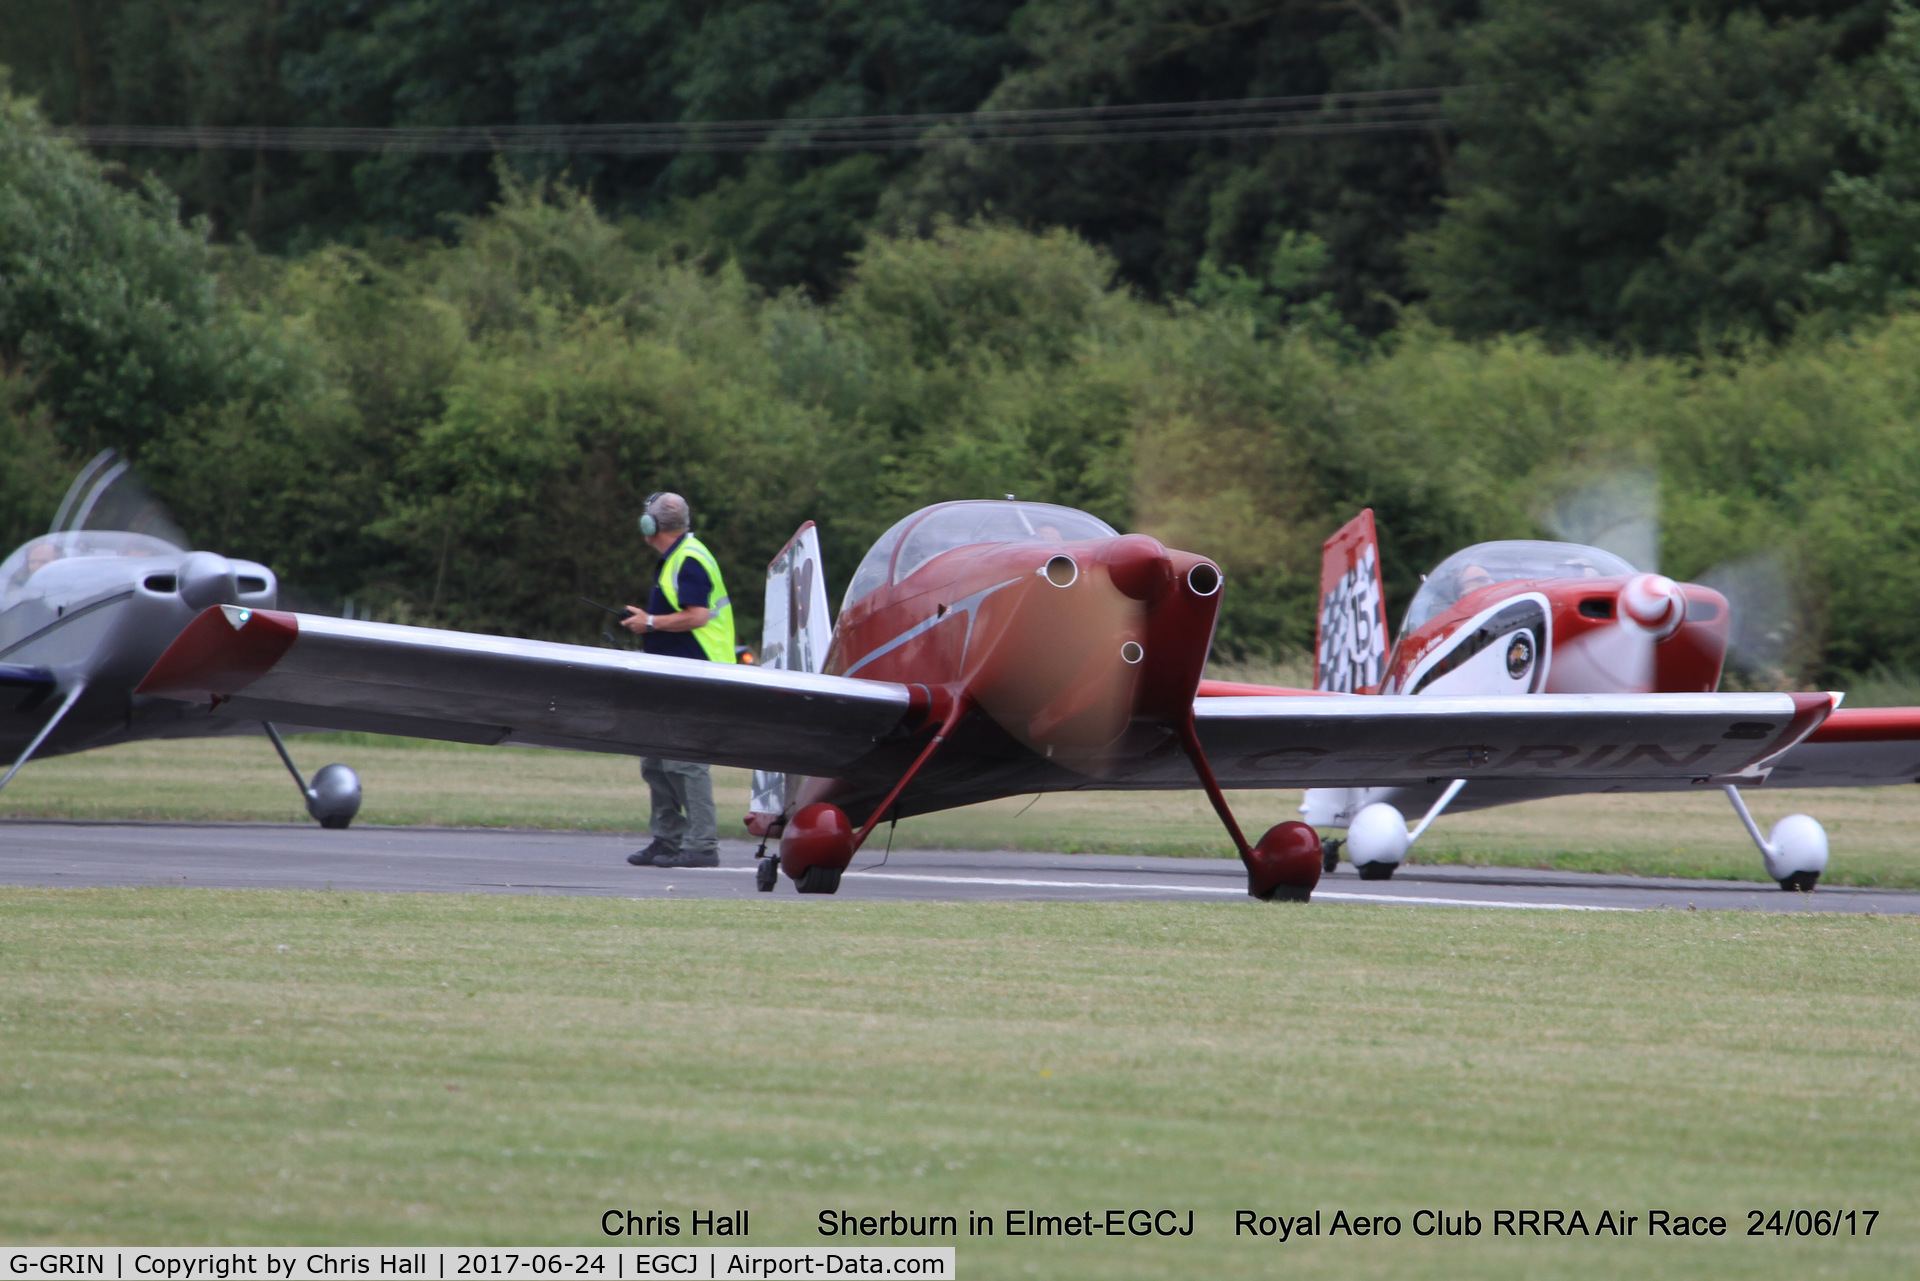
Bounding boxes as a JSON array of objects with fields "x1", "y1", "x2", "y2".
[{"x1": 641, "y1": 757, "x2": 718, "y2": 855}]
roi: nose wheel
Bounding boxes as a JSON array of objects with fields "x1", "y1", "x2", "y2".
[{"x1": 1724, "y1": 786, "x2": 1827, "y2": 892}]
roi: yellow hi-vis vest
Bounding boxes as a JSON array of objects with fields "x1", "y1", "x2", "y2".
[{"x1": 656, "y1": 532, "x2": 736, "y2": 663}]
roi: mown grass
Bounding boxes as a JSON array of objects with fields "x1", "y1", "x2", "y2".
[
  {"x1": 0, "y1": 889, "x2": 1913, "y2": 1279},
  {"x1": 6, "y1": 735, "x2": 1919, "y2": 887}
]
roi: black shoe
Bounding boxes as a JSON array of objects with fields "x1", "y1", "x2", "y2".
[
  {"x1": 628, "y1": 838, "x2": 681, "y2": 866},
  {"x1": 655, "y1": 847, "x2": 720, "y2": 868}
]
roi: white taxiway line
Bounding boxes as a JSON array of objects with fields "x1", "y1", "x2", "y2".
[
  {"x1": 1306, "y1": 890, "x2": 1630, "y2": 911},
  {"x1": 714, "y1": 867, "x2": 1634, "y2": 911}
]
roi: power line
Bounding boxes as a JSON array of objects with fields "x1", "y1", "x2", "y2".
[{"x1": 53, "y1": 87, "x2": 1459, "y2": 155}]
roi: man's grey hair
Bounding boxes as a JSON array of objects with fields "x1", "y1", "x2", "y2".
[{"x1": 648, "y1": 492, "x2": 691, "y2": 533}]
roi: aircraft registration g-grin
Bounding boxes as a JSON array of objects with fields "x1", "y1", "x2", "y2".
[
  {"x1": 6, "y1": 457, "x2": 1917, "y2": 901},
  {"x1": 1298, "y1": 511, "x2": 1920, "y2": 890}
]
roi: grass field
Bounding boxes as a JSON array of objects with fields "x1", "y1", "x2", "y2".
[
  {"x1": 0, "y1": 889, "x2": 1913, "y2": 1278},
  {"x1": 5, "y1": 734, "x2": 1919, "y2": 887}
]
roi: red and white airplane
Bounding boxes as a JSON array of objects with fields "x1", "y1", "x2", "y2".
[
  {"x1": 127, "y1": 499, "x2": 1920, "y2": 901},
  {"x1": 1297, "y1": 510, "x2": 1920, "y2": 889}
]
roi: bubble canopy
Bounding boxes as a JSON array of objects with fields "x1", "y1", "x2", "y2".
[
  {"x1": 843, "y1": 501, "x2": 1119, "y2": 611},
  {"x1": 1403, "y1": 540, "x2": 1637, "y2": 633},
  {"x1": 0, "y1": 531, "x2": 180, "y2": 608}
]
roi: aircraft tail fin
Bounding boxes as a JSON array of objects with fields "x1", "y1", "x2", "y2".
[
  {"x1": 1315, "y1": 510, "x2": 1389, "y2": 693},
  {"x1": 750, "y1": 522, "x2": 833, "y2": 821}
]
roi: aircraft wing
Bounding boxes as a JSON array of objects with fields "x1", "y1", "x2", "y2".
[
  {"x1": 134, "y1": 606, "x2": 1874, "y2": 809},
  {"x1": 1763, "y1": 707, "x2": 1920, "y2": 788},
  {"x1": 136, "y1": 606, "x2": 917, "y2": 777},
  {"x1": 1170, "y1": 691, "x2": 1836, "y2": 791}
]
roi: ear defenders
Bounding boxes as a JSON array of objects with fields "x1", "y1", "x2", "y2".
[{"x1": 638, "y1": 492, "x2": 664, "y2": 538}]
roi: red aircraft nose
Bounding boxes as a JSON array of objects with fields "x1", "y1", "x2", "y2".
[{"x1": 1101, "y1": 534, "x2": 1173, "y2": 602}]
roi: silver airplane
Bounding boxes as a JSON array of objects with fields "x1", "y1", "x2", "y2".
[{"x1": 0, "y1": 452, "x2": 361, "y2": 826}]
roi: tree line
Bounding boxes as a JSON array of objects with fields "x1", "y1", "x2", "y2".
[
  {"x1": 10, "y1": 76, "x2": 1920, "y2": 685},
  {"x1": 7, "y1": 1, "x2": 1920, "y2": 351}
]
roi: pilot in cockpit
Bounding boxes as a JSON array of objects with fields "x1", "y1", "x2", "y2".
[
  {"x1": 4, "y1": 539, "x2": 62, "y2": 596},
  {"x1": 1455, "y1": 563, "x2": 1494, "y2": 598}
]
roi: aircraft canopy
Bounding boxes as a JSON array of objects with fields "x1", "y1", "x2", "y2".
[
  {"x1": 843, "y1": 501, "x2": 1118, "y2": 610},
  {"x1": 1404, "y1": 540, "x2": 1637, "y2": 632},
  {"x1": 0, "y1": 532, "x2": 179, "y2": 607}
]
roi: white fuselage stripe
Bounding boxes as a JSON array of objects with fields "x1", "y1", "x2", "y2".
[{"x1": 842, "y1": 577, "x2": 1023, "y2": 678}]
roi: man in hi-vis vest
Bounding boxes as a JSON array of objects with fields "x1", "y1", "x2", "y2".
[{"x1": 621, "y1": 492, "x2": 736, "y2": 867}]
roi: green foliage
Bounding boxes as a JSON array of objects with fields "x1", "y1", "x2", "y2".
[
  {"x1": 8, "y1": 0, "x2": 1920, "y2": 355},
  {"x1": 0, "y1": 84, "x2": 262, "y2": 456},
  {"x1": 1412, "y1": 0, "x2": 1876, "y2": 354},
  {"x1": 0, "y1": 377, "x2": 75, "y2": 554},
  {"x1": 1815, "y1": 0, "x2": 1920, "y2": 314},
  {"x1": 132, "y1": 184, "x2": 1151, "y2": 642},
  {"x1": 884, "y1": 0, "x2": 1471, "y2": 332},
  {"x1": 0, "y1": 0, "x2": 1019, "y2": 278},
  {"x1": 1187, "y1": 231, "x2": 1362, "y2": 352},
  {"x1": 13, "y1": 88, "x2": 1920, "y2": 686}
]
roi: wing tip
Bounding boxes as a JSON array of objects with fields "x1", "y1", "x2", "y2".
[{"x1": 137, "y1": 605, "x2": 298, "y2": 701}]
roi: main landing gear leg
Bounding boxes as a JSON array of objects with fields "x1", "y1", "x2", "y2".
[
  {"x1": 1724, "y1": 784, "x2": 1828, "y2": 891},
  {"x1": 0, "y1": 682, "x2": 86, "y2": 797},
  {"x1": 779, "y1": 695, "x2": 970, "y2": 894},
  {"x1": 1175, "y1": 719, "x2": 1322, "y2": 902},
  {"x1": 263, "y1": 721, "x2": 363, "y2": 829}
]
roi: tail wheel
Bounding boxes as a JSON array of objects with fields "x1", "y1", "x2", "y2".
[
  {"x1": 795, "y1": 865, "x2": 843, "y2": 894},
  {"x1": 1355, "y1": 861, "x2": 1397, "y2": 881},
  {"x1": 755, "y1": 856, "x2": 779, "y2": 892},
  {"x1": 1778, "y1": 870, "x2": 1820, "y2": 893},
  {"x1": 1321, "y1": 838, "x2": 1343, "y2": 874}
]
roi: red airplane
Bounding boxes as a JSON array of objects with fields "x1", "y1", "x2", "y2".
[
  {"x1": 134, "y1": 499, "x2": 1918, "y2": 901},
  {"x1": 1299, "y1": 510, "x2": 1920, "y2": 889}
]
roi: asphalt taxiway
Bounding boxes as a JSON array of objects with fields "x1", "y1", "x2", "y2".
[{"x1": 2, "y1": 819, "x2": 1915, "y2": 912}]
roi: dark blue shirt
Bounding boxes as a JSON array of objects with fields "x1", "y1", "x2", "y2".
[{"x1": 642, "y1": 535, "x2": 714, "y2": 661}]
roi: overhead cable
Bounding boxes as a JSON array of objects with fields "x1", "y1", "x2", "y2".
[{"x1": 55, "y1": 87, "x2": 1458, "y2": 155}]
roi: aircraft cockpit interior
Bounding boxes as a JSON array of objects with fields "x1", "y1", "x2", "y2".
[{"x1": 1402, "y1": 540, "x2": 1639, "y2": 632}]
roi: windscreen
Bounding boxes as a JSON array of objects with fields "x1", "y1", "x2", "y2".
[
  {"x1": 842, "y1": 501, "x2": 1119, "y2": 611},
  {"x1": 842, "y1": 514, "x2": 917, "y2": 612},
  {"x1": 1403, "y1": 540, "x2": 1636, "y2": 632},
  {"x1": 0, "y1": 531, "x2": 180, "y2": 608},
  {"x1": 891, "y1": 502, "x2": 1117, "y2": 586}
]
